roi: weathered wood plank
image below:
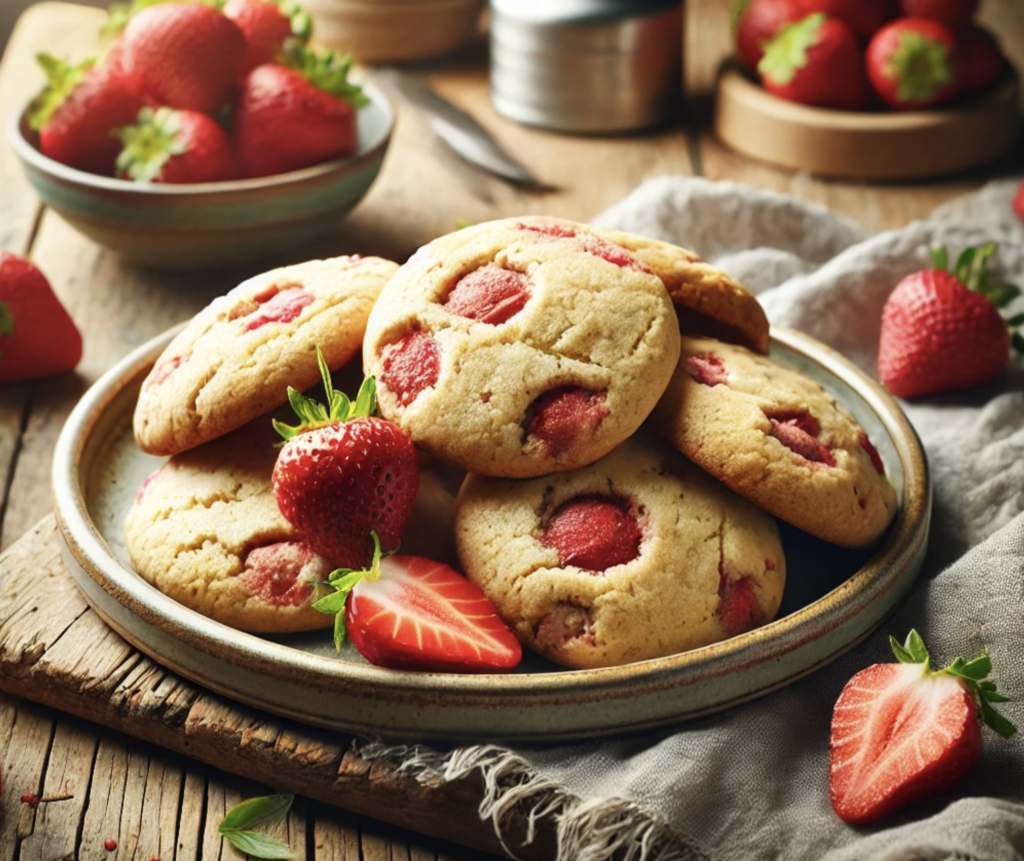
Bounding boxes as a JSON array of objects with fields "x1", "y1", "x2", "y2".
[
  {"x1": 0, "y1": 699, "x2": 56, "y2": 861},
  {"x1": 0, "y1": 517, "x2": 542, "y2": 860}
]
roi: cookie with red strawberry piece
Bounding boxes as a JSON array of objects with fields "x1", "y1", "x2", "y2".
[
  {"x1": 122, "y1": 2, "x2": 246, "y2": 115},
  {"x1": 898, "y1": 0, "x2": 978, "y2": 30},
  {"x1": 117, "y1": 107, "x2": 237, "y2": 183},
  {"x1": 0, "y1": 252, "x2": 82, "y2": 384},
  {"x1": 878, "y1": 244, "x2": 1024, "y2": 399},
  {"x1": 28, "y1": 53, "x2": 146, "y2": 175},
  {"x1": 651, "y1": 336, "x2": 898, "y2": 548},
  {"x1": 134, "y1": 254, "x2": 398, "y2": 456},
  {"x1": 362, "y1": 216, "x2": 682, "y2": 479},
  {"x1": 734, "y1": 0, "x2": 808, "y2": 72},
  {"x1": 224, "y1": 0, "x2": 312, "y2": 72},
  {"x1": 124, "y1": 419, "x2": 335, "y2": 633},
  {"x1": 830, "y1": 629, "x2": 1015, "y2": 825},
  {"x1": 866, "y1": 18, "x2": 960, "y2": 109},
  {"x1": 455, "y1": 433, "x2": 785, "y2": 669},
  {"x1": 233, "y1": 47, "x2": 366, "y2": 178},
  {"x1": 759, "y1": 14, "x2": 867, "y2": 110}
]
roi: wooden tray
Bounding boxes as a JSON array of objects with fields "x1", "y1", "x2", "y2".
[
  {"x1": 714, "y1": 65, "x2": 1022, "y2": 180},
  {"x1": 52, "y1": 326, "x2": 930, "y2": 743}
]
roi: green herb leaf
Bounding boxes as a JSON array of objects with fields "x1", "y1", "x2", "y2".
[
  {"x1": 219, "y1": 794, "x2": 294, "y2": 833},
  {"x1": 0, "y1": 301, "x2": 14, "y2": 337},
  {"x1": 222, "y1": 831, "x2": 292, "y2": 859}
]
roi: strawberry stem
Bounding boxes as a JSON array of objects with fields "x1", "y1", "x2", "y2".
[
  {"x1": 889, "y1": 630, "x2": 1017, "y2": 739},
  {"x1": 272, "y1": 347, "x2": 377, "y2": 440},
  {"x1": 312, "y1": 531, "x2": 385, "y2": 652}
]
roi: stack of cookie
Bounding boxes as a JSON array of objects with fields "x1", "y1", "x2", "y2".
[{"x1": 125, "y1": 217, "x2": 898, "y2": 671}]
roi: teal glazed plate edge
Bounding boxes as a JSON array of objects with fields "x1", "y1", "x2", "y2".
[{"x1": 52, "y1": 326, "x2": 931, "y2": 743}]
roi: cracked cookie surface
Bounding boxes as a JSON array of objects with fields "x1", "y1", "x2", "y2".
[
  {"x1": 134, "y1": 255, "x2": 399, "y2": 456},
  {"x1": 362, "y1": 217, "x2": 681, "y2": 478},
  {"x1": 454, "y1": 434, "x2": 785, "y2": 669},
  {"x1": 651, "y1": 336, "x2": 898, "y2": 548}
]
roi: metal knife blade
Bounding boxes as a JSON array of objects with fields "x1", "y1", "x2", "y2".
[{"x1": 375, "y1": 68, "x2": 545, "y2": 188}]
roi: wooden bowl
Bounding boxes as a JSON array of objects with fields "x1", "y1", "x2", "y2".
[
  {"x1": 7, "y1": 83, "x2": 394, "y2": 269},
  {"x1": 714, "y1": 65, "x2": 1022, "y2": 180},
  {"x1": 305, "y1": 0, "x2": 485, "y2": 63}
]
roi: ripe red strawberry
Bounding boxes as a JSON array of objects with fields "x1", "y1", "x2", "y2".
[
  {"x1": 116, "y1": 107, "x2": 237, "y2": 183},
  {"x1": 798, "y1": 0, "x2": 890, "y2": 41},
  {"x1": 272, "y1": 352, "x2": 419, "y2": 571},
  {"x1": 733, "y1": 0, "x2": 807, "y2": 72},
  {"x1": 28, "y1": 54, "x2": 146, "y2": 175},
  {"x1": 311, "y1": 539, "x2": 522, "y2": 672},
  {"x1": 233, "y1": 48, "x2": 366, "y2": 178},
  {"x1": 0, "y1": 252, "x2": 82, "y2": 384},
  {"x1": 866, "y1": 18, "x2": 960, "y2": 109},
  {"x1": 758, "y1": 14, "x2": 866, "y2": 110},
  {"x1": 223, "y1": 0, "x2": 312, "y2": 73},
  {"x1": 830, "y1": 630, "x2": 1015, "y2": 825},
  {"x1": 1013, "y1": 181, "x2": 1024, "y2": 225},
  {"x1": 878, "y1": 244, "x2": 1023, "y2": 399},
  {"x1": 956, "y1": 27, "x2": 1006, "y2": 97},
  {"x1": 122, "y1": 3, "x2": 246, "y2": 115},
  {"x1": 898, "y1": 0, "x2": 978, "y2": 30}
]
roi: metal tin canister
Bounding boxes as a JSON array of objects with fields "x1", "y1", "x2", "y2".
[{"x1": 490, "y1": 0, "x2": 683, "y2": 133}]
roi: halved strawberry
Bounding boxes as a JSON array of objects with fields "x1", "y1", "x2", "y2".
[
  {"x1": 312, "y1": 534, "x2": 522, "y2": 673},
  {"x1": 830, "y1": 630, "x2": 1016, "y2": 826},
  {"x1": 272, "y1": 349, "x2": 419, "y2": 571}
]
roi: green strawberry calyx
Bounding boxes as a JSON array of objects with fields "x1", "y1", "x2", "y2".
[
  {"x1": 28, "y1": 54, "x2": 96, "y2": 131},
  {"x1": 887, "y1": 29, "x2": 953, "y2": 104},
  {"x1": 890, "y1": 629, "x2": 1017, "y2": 739},
  {"x1": 758, "y1": 13, "x2": 825, "y2": 87},
  {"x1": 283, "y1": 44, "x2": 369, "y2": 108},
  {"x1": 0, "y1": 301, "x2": 13, "y2": 337},
  {"x1": 931, "y1": 244, "x2": 1024, "y2": 352},
  {"x1": 275, "y1": 0, "x2": 312, "y2": 42},
  {"x1": 311, "y1": 530, "x2": 393, "y2": 652},
  {"x1": 272, "y1": 346, "x2": 376, "y2": 440},
  {"x1": 116, "y1": 106, "x2": 187, "y2": 183}
]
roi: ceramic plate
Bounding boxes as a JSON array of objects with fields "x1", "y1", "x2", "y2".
[{"x1": 53, "y1": 327, "x2": 930, "y2": 742}]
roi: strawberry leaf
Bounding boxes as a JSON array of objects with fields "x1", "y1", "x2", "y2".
[
  {"x1": 1006, "y1": 313, "x2": 1024, "y2": 327},
  {"x1": 28, "y1": 54, "x2": 96, "y2": 131},
  {"x1": 116, "y1": 106, "x2": 188, "y2": 183},
  {"x1": 929, "y1": 246, "x2": 949, "y2": 271},
  {"x1": 312, "y1": 590, "x2": 348, "y2": 614},
  {"x1": 986, "y1": 283, "x2": 1021, "y2": 309},
  {"x1": 0, "y1": 301, "x2": 13, "y2": 337},
  {"x1": 950, "y1": 654, "x2": 993, "y2": 680},
  {"x1": 981, "y1": 698, "x2": 1017, "y2": 739},
  {"x1": 889, "y1": 634, "x2": 916, "y2": 664},
  {"x1": 1013, "y1": 332, "x2": 1024, "y2": 353},
  {"x1": 904, "y1": 629, "x2": 931, "y2": 666},
  {"x1": 758, "y1": 14, "x2": 825, "y2": 87},
  {"x1": 276, "y1": 0, "x2": 312, "y2": 41},
  {"x1": 312, "y1": 532, "x2": 383, "y2": 652},
  {"x1": 273, "y1": 347, "x2": 378, "y2": 439},
  {"x1": 353, "y1": 375, "x2": 377, "y2": 418},
  {"x1": 888, "y1": 28, "x2": 953, "y2": 104},
  {"x1": 283, "y1": 44, "x2": 368, "y2": 108}
]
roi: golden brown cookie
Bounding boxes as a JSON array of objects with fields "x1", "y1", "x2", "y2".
[
  {"x1": 362, "y1": 217, "x2": 681, "y2": 478},
  {"x1": 455, "y1": 434, "x2": 785, "y2": 669},
  {"x1": 134, "y1": 255, "x2": 399, "y2": 456},
  {"x1": 651, "y1": 336, "x2": 898, "y2": 548}
]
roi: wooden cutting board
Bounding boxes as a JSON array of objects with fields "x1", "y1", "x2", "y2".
[{"x1": 0, "y1": 516, "x2": 555, "y2": 861}]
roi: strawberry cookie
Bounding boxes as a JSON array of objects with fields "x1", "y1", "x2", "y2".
[
  {"x1": 455, "y1": 434, "x2": 785, "y2": 669},
  {"x1": 134, "y1": 255, "x2": 398, "y2": 456},
  {"x1": 652, "y1": 336, "x2": 898, "y2": 548},
  {"x1": 362, "y1": 217, "x2": 681, "y2": 478},
  {"x1": 125, "y1": 420, "x2": 333, "y2": 633}
]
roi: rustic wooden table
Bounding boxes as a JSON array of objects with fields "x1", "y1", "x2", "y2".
[{"x1": 1, "y1": 1, "x2": 1022, "y2": 858}]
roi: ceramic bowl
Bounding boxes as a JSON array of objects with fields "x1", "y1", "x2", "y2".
[
  {"x1": 7, "y1": 82, "x2": 394, "y2": 269},
  {"x1": 52, "y1": 325, "x2": 931, "y2": 743}
]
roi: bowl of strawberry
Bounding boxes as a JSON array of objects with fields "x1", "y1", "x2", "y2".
[
  {"x1": 716, "y1": 0, "x2": 1021, "y2": 180},
  {"x1": 7, "y1": 0, "x2": 394, "y2": 268}
]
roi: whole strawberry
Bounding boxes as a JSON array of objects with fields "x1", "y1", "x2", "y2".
[
  {"x1": 956, "y1": 28, "x2": 1006, "y2": 97},
  {"x1": 116, "y1": 107, "x2": 237, "y2": 183},
  {"x1": 867, "y1": 18, "x2": 960, "y2": 110},
  {"x1": 122, "y1": 2, "x2": 246, "y2": 115},
  {"x1": 798, "y1": 0, "x2": 890, "y2": 41},
  {"x1": 272, "y1": 352, "x2": 419, "y2": 571},
  {"x1": 830, "y1": 630, "x2": 1015, "y2": 825},
  {"x1": 0, "y1": 253, "x2": 82, "y2": 385},
  {"x1": 224, "y1": 0, "x2": 312, "y2": 72},
  {"x1": 758, "y1": 14, "x2": 866, "y2": 110},
  {"x1": 898, "y1": 0, "x2": 978, "y2": 30},
  {"x1": 733, "y1": 0, "x2": 807, "y2": 72},
  {"x1": 878, "y1": 244, "x2": 1024, "y2": 399},
  {"x1": 1014, "y1": 181, "x2": 1024, "y2": 225},
  {"x1": 233, "y1": 48, "x2": 366, "y2": 178},
  {"x1": 28, "y1": 54, "x2": 145, "y2": 175}
]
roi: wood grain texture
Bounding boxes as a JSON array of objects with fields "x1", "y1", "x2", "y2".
[{"x1": 0, "y1": 518, "x2": 538, "y2": 861}]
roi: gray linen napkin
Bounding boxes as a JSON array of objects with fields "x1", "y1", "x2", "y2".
[{"x1": 361, "y1": 177, "x2": 1024, "y2": 861}]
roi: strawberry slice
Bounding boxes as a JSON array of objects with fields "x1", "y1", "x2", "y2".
[
  {"x1": 829, "y1": 629, "x2": 1016, "y2": 826},
  {"x1": 312, "y1": 534, "x2": 522, "y2": 673}
]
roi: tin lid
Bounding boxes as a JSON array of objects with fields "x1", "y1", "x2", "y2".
[{"x1": 490, "y1": 0, "x2": 681, "y2": 26}]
